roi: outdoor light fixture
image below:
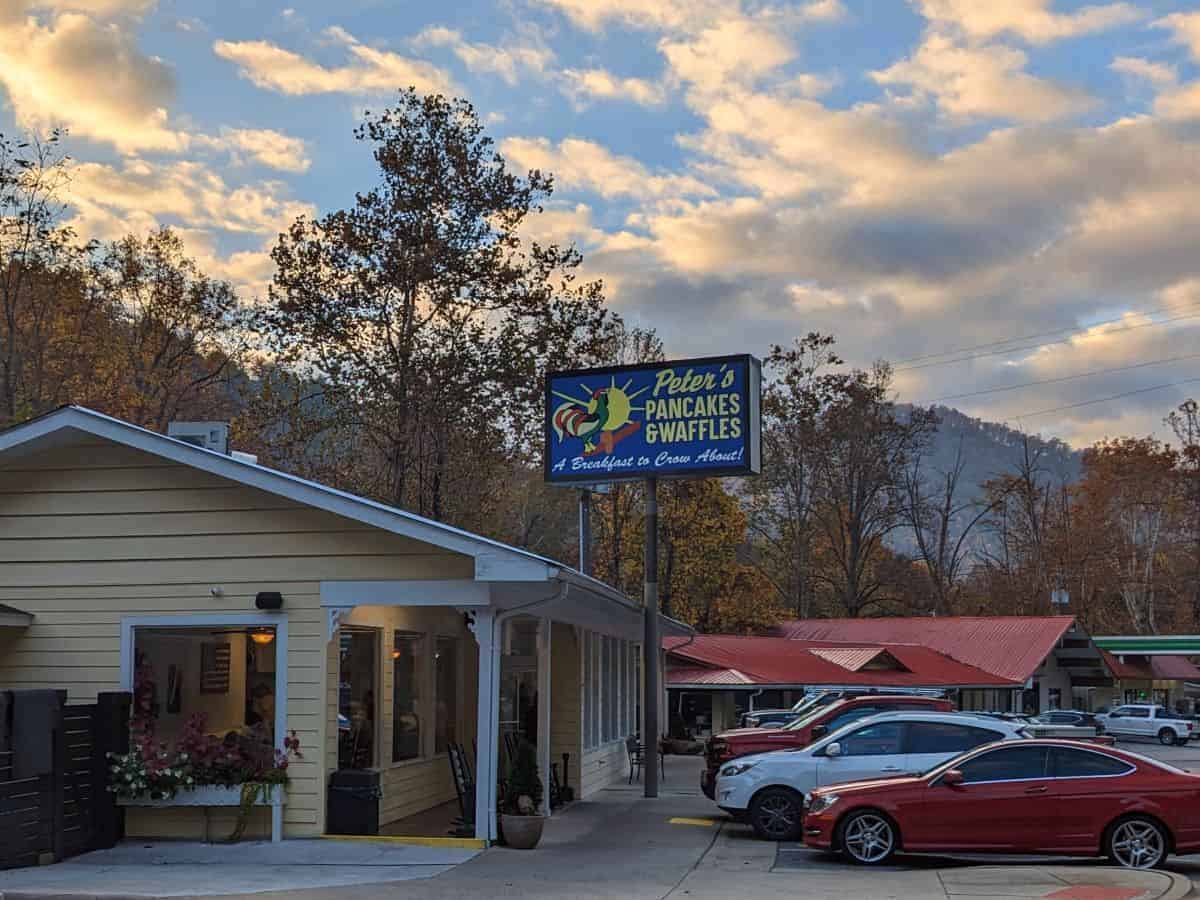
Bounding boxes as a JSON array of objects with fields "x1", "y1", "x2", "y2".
[
  {"x1": 255, "y1": 591, "x2": 284, "y2": 610},
  {"x1": 250, "y1": 629, "x2": 275, "y2": 645}
]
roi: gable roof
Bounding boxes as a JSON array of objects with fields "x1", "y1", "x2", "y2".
[
  {"x1": 664, "y1": 634, "x2": 1012, "y2": 688},
  {"x1": 1100, "y1": 650, "x2": 1200, "y2": 682},
  {"x1": 0, "y1": 406, "x2": 692, "y2": 636},
  {"x1": 769, "y1": 616, "x2": 1076, "y2": 683}
]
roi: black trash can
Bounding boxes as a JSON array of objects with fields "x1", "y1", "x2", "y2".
[{"x1": 327, "y1": 768, "x2": 382, "y2": 835}]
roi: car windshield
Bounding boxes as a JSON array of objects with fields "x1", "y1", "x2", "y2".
[
  {"x1": 782, "y1": 700, "x2": 845, "y2": 731},
  {"x1": 789, "y1": 693, "x2": 830, "y2": 715}
]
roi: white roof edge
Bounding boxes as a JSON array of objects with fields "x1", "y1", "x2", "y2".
[{"x1": 0, "y1": 407, "x2": 611, "y2": 588}]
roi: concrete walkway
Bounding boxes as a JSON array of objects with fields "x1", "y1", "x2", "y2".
[{"x1": 0, "y1": 756, "x2": 1192, "y2": 899}]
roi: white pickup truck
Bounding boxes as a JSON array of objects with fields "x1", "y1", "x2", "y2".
[{"x1": 1098, "y1": 704, "x2": 1195, "y2": 746}]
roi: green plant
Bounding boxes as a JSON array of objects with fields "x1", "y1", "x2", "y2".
[{"x1": 503, "y1": 739, "x2": 543, "y2": 816}]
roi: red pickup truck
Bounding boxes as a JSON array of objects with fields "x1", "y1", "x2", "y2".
[{"x1": 701, "y1": 694, "x2": 954, "y2": 799}]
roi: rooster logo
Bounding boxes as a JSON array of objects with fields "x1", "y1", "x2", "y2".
[{"x1": 552, "y1": 377, "x2": 647, "y2": 455}]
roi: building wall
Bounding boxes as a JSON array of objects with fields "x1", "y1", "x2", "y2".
[
  {"x1": 0, "y1": 439, "x2": 473, "y2": 839},
  {"x1": 327, "y1": 605, "x2": 479, "y2": 829},
  {"x1": 549, "y1": 623, "x2": 582, "y2": 800},
  {"x1": 1036, "y1": 652, "x2": 1073, "y2": 711}
]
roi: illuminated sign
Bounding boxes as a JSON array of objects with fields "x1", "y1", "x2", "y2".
[{"x1": 544, "y1": 354, "x2": 761, "y2": 484}]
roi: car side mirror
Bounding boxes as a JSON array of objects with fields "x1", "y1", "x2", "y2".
[
  {"x1": 942, "y1": 769, "x2": 964, "y2": 787},
  {"x1": 811, "y1": 724, "x2": 828, "y2": 739},
  {"x1": 825, "y1": 742, "x2": 842, "y2": 758}
]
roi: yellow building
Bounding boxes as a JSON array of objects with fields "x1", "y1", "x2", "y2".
[{"x1": 0, "y1": 406, "x2": 687, "y2": 843}]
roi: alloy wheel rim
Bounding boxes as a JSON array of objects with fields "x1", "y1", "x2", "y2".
[
  {"x1": 1111, "y1": 821, "x2": 1164, "y2": 869},
  {"x1": 1160, "y1": 731, "x2": 1174, "y2": 746},
  {"x1": 844, "y1": 814, "x2": 894, "y2": 863},
  {"x1": 757, "y1": 795, "x2": 798, "y2": 838}
]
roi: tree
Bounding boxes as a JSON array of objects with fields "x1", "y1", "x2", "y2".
[
  {"x1": 0, "y1": 129, "x2": 82, "y2": 427},
  {"x1": 810, "y1": 364, "x2": 938, "y2": 617},
  {"x1": 745, "y1": 334, "x2": 843, "y2": 618},
  {"x1": 902, "y1": 437, "x2": 1004, "y2": 616},
  {"x1": 1167, "y1": 400, "x2": 1200, "y2": 625},
  {"x1": 250, "y1": 91, "x2": 615, "y2": 524},
  {"x1": 1078, "y1": 437, "x2": 1180, "y2": 635}
]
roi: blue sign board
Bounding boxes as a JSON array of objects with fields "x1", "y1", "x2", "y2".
[{"x1": 544, "y1": 354, "x2": 762, "y2": 484}]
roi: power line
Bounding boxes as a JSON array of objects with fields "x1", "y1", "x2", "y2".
[
  {"x1": 1013, "y1": 377, "x2": 1200, "y2": 419},
  {"x1": 894, "y1": 309, "x2": 1200, "y2": 373},
  {"x1": 892, "y1": 299, "x2": 1200, "y2": 367},
  {"x1": 924, "y1": 352, "x2": 1200, "y2": 404}
]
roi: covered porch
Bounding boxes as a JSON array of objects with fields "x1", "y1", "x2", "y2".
[{"x1": 322, "y1": 571, "x2": 690, "y2": 843}]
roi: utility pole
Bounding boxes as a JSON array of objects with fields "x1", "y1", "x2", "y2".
[{"x1": 643, "y1": 476, "x2": 659, "y2": 798}]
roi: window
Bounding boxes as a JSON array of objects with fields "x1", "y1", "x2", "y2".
[
  {"x1": 837, "y1": 722, "x2": 905, "y2": 757},
  {"x1": 907, "y1": 723, "x2": 1003, "y2": 754},
  {"x1": 1050, "y1": 748, "x2": 1134, "y2": 779},
  {"x1": 581, "y1": 631, "x2": 637, "y2": 750},
  {"x1": 1128, "y1": 707, "x2": 1151, "y2": 718},
  {"x1": 824, "y1": 706, "x2": 882, "y2": 734},
  {"x1": 958, "y1": 746, "x2": 1048, "y2": 783},
  {"x1": 434, "y1": 637, "x2": 458, "y2": 754},
  {"x1": 339, "y1": 628, "x2": 378, "y2": 769},
  {"x1": 1152, "y1": 706, "x2": 1169, "y2": 719},
  {"x1": 392, "y1": 632, "x2": 423, "y2": 762}
]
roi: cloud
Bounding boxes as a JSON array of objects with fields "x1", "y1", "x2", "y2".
[
  {"x1": 560, "y1": 68, "x2": 666, "y2": 107},
  {"x1": 214, "y1": 26, "x2": 455, "y2": 96},
  {"x1": 413, "y1": 26, "x2": 552, "y2": 86},
  {"x1": 501, "y1": 136, "x2": 717, "y2": 200},
  {"x1": 873, "y1": 32, "x2": 1094, "y2": 122},
  {"x1": 0, "y1": 10, "x2": 184, "y2": 152},
  {"x1": 914, "y1": 0, "x2": 1142, "y2": 45},
  {"x1": 660, "y1": 15, "x2": 797, "y2": 94},
  {"x1": 1156, "y1": 11, "x2": 1200, "y2": 60},
  {"x1": 1156, "y1": 82, "x2": 1200, "y2": 120},
  {"x1": 1110, "y1": 56, "x2": 1175, "y2": 86},
  {"x1": 196, "y1": 128, "x2": 312, "y2": 173},
  {"x1": 528, "y1": 0, "x2": 732, "y2": 33},
  {"x1": 0, "y1": 0, "x2": 156, "y2": 20}
]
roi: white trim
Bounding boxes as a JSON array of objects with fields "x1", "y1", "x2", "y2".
[
  {"x1": 119, "y1": 613, "x2": 288, "y2": 842},
  {"x1": 320, "y1": 580, "x2": 491, "y2": 608},
  {"x1": 0, "y1": 611, "x2": 33, "y2": 628}
]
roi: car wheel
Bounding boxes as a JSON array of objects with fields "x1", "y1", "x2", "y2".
[
  {"x1": 838, "y1": 810, "x2": 898, "y2": 865},
  {"x1": 1107, "y1": 816, "x2": 1168, "y2": 869},
  {"x1": 748, "y1": 787, "x2": 804, "y2": 842},
  {"x1": 1158, "y1": 728, "x2": 1176, "y2": 746}
]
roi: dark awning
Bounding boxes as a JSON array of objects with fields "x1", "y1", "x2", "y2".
[{"x1": 0, "y1": 604, "x2": 32, "y2": 628}]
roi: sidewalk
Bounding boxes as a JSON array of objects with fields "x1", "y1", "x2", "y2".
[{"x1": 0, "y1": 756, "x2": 1192, "y2": 900}]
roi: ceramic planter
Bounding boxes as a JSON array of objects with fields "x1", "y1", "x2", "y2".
[{"x1": 500, "y1": 813, "x2": 545, "y2": 849}]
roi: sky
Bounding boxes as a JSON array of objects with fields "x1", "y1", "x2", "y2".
[{"x1": 2, "y1": 0, "x2": 1200, "y2": 448}]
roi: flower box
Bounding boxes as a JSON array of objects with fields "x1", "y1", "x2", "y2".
[{"x1": 117, "y1": 783, "x2": 284, "y2": 807}]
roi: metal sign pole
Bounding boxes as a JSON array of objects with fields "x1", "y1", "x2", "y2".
[
  {"x1": 578, "y1": 489, "x2": 592, "y2": 577},
  {"x1": 642, "y1": 476, "x2": 659, "y2": 799}
]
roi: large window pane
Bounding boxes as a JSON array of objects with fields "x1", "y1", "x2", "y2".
[
  {"x1": 392, "y1": 632, "x2": 423, "y2": 762},
  {"x1": 838, "y1": 722, "x2": 905, "y2": 756},
  {"x1": 583, "y1": 632, "x2": 594, "y2": 749},
  {"x1": 339, "y1": 629, "x2": 378, "y2": 769},
  {"x1": 435, "y1": 637, "x2": 458, "y2": 753},
  {"x1": 959, "y1": 746, "x2": 1049, "y2": 783}
]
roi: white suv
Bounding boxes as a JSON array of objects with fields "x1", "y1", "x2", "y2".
[
  {"x1": 715, "y1": 711, "x2": 1026, "y2": 841},
  {"x1": 1098, "y1": 704, "x2": 1194, "y2": 746}
]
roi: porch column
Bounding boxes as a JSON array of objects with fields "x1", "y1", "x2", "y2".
[
  {"x1": 470, "y1": 608, "x2": 497, "y2": 842},
  {"x1": 537, "y1": 617, "x2": 552, "y2": 816}
]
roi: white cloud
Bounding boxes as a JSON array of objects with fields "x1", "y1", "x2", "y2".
[
  {"x1": 873, "y1": 32, "x2": 1094, "y2": 122},
  {"x1": 1156, "y1": 11, "x2": 1200, "y2": 60},
  {"x1": 197, "y1": 128, "x2": 312, "y2": 173},
  {"x1": 914, "y1": 0, "x2": 1142, "y2": 45},
  {"x1": 529, "y1": 0, "x2": 732, "y2": 33},
  {"x1": 659, "y1": 16, "x2": 796, "y2": 93},
  {"x1": 1156, "y1": 82, "x2": 1200, "y2": 120},
  {"x1": 0, "y1": 10, "x2": 184, "y2": 152},
  {"x1": 1110, "y1": 56, "x2": 1176, "y2": 86},
  {"x1": 413, "y1": 26, "x2": 552, "y2": 86},
  {"x1": 501, "y1": 136, "x2": 716, "y2": 200},
  {"x1": 0, "y1": 0, "x2": 156, "y2": 20},
  {"x1": 214, "y1": 26, "x2": 455, "y2": 96},
  {"x1": 560, "y1": 68, "x2": 666, "y2": 107}
]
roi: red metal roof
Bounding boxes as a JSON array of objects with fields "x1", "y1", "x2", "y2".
[
  {"x1": 769, "y1": 616, "x2": 1076, "y2": 683},
  {"x1": 1100, "y1": 650, "x2": 1200, "y2": 681},
  {"x1": 665, "y1": 635, "x2": 1013, "y2": 688}
]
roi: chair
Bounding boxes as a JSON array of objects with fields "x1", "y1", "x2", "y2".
[{"x1": 626, "y1": 735, "x2": 666, "y2": 784}]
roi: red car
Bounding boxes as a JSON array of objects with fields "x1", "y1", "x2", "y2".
[
  {"x1": 702, "y1": 695, "x2": 953, "y2": 799},
  {"x1": 802, "y1": 739, "x2": 1200, "y2": 869}
]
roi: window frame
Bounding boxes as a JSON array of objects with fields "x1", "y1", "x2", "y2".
[
  {"x1": 390, "y1": 629, "x2": 426, "y2": 764},
  {"x1": 339, "y1": 625, "x2": 383, "y2": 770},
  {"x1": 824, "y1": 721, "x2": 907, "y2": 757},
  {"x1": 1048, "y1": 747, "x2": 1135, "y2": 780}
]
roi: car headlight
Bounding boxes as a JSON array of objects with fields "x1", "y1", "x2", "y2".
[
  {"x1": 806, "y1": 793, "x2": 839, "y2": 815},
  {"x1": 720, "y1": 761, "x2": 758, "y2": 777}
]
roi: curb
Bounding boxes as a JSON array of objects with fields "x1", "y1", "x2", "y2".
[{"x1": 1158, "y1": 870, "x2": 1196, "y2": 900}]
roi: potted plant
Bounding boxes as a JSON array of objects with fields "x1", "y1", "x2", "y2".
[{"x1": 500, "y1": 739, "x2": 545, "y2": 850}]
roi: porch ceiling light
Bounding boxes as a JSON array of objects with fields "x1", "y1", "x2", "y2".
[{"x1": 251, "y1": 629, "x2": 275, "y2": 645}]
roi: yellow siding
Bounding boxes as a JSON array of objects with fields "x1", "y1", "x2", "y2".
[
  {"x1": 326, "y1": 605, "x2": 479, "y2": 830},
  {"x1": 549, "y1": 623, "x2": 582, "y2": 799},
  {"x1": 0, "y1": 440, "x2": 472, "y2": 839},
  {"x1": 580, "y1": 742, "x2": 629, "y2": 798}
]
